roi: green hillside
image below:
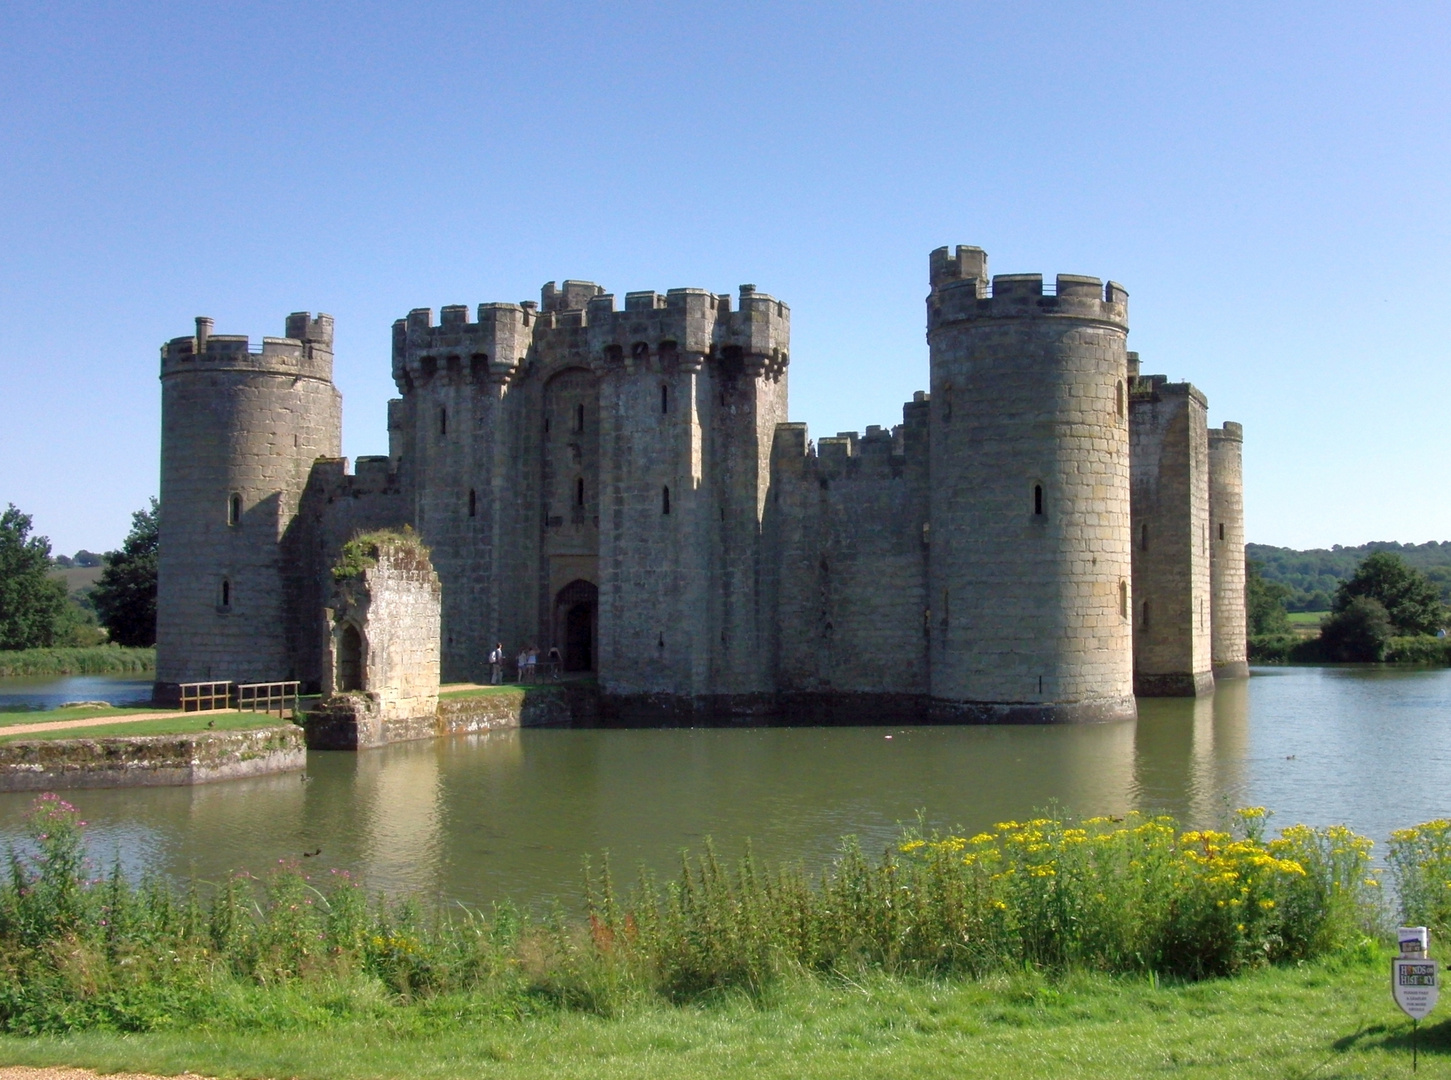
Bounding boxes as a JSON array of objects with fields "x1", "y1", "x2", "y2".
[{"x1": 1247, "y1": 540, "x2": 1451, "y2": 612}]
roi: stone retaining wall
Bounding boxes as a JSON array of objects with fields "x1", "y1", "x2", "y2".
[
  {"x1": 304, "y1": 683, "x2": 590, "y2": 749},
  {"x1": 0, "y1": 725, "x2": 306, "y2": 791}
]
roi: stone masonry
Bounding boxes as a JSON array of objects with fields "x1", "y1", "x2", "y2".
[
  {"x1": 155, "y1": 246, "x2": 1248, "y2": 723},
  {"x1": 1209, "y1": 423, "x2": 1249, "y2": 678},
  {"x1": 1128, "y1": 361, "x2": 1215, "y2": 697}
]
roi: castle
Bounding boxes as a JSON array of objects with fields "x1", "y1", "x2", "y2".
[{"x1": 154, "y1": 245, "x2": 1247, "y2": 724}]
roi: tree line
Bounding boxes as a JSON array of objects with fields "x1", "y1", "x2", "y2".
[
  {"x1": 1246, "y1": 539, "x2": 1451, "y2": 612},
  {"x1": 1249, "y1": 550, "x2": 1446, "y2": 663},
  {"x1": 0, "y1": 501, "x2": 156, "y2": 651}
]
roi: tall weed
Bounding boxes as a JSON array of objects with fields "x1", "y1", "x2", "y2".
[{"x1": 0, "y1": 794, "x2": 1397, "y2": 1033}]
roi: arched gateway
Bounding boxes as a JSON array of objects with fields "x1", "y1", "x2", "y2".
[{"x1": 553, "y1": 579, "x2": 598, "y2": 672}]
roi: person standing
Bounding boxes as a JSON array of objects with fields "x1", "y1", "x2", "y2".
[{"x1": 489, "y1": 642, "x2": 504, "y2": 685}]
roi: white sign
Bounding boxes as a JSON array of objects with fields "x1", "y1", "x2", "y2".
[
  {"x1": 1400, "y1": 926, "x2": 1430, "y2": 958},
  {"x1": 1393, "y1": 958, "x2": 1439, "y2": 1021}
]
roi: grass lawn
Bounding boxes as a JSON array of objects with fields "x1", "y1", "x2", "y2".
[
  {"x1": 0, "y1": 711, "x2": 292, "y2": 742},
  {"x1": 1287, "y1": 611, "x2": 1329, "y2": 626},
  {"x1": 439, "y1": 677, "x2": 593, "y2": 700},
  {"x1": 0, "y1": 951, "x2": 1442, "y2": 1080}
]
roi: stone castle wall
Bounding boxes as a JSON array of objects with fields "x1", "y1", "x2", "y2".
[
  {"x1": 1129, "y1": 373, "x2": 1214, "y2": 696},
  {"x1": 156, "y1": 246, "x2": 1247, "y2": 722},
  {"x1": 1209, "y1": 423, "x2": 1248, "y2": 678},
  {"x1": 769, "y1": 412, "x2": 930, "y2": 704}
]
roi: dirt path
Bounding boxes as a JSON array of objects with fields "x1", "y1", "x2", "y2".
[
  {"x1": 0, "y1": 710, "x2": 284, "y2": 739},
  {"x1": 0, "y1": 1068, "x2": 215, "y2": 1080}
]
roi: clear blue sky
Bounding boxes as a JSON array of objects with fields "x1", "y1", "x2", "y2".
[{"x1": 2, "y1": 1, "x2": 1447, "y2": 555}]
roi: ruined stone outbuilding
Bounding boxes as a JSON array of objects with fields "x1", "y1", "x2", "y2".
[
  {"x1": 309, "y1": 530, "x2": 442, "y2": 748},
  {"x1": 154, "y1": 245, "x2": 1248, "y2": 724}
]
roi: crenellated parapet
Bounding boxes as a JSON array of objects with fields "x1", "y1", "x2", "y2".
[
  {"x1": 391, "y1": 302, "x2": 535, "y2": 393},
  {"x1": 772, "y1": 394, "x2": 929, "y2": 487},
  {"x1": 391, "y1": 280, "x2": 789, "y2": 392},
  {"x1": 926, "y1": 245, "x2": 1128, "y2": 332},
  {"x1": 161, "y1": 313, "x2": 334, "y2": 382},
  {"x1": 586, "y1": 284, "x2": 789, "y2": 380},
  {"x1": 1129, "y1": 373, "x2": 1208, "y2": 410}
]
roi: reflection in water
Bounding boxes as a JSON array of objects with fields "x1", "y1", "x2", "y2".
[
  {"x1": 0, "y1": 674, "x2": 156, "y2": 712},
  {"x1": 0, "y1": 667, "x2": 1447, "y2": 908}
]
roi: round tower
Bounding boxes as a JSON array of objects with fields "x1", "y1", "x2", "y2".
[
  {"x1": 155, "y1": 313, "x2": 341, "y2": 697},
  {"x1": 1208, "y1": 422, "x2": 1248, "y2": 679},
  {"x1": 926, "y1": 246, "x2": 1135, "y2": 723}
]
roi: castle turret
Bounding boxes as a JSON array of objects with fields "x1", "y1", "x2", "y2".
[
  {"x1": 155, "y1": 313, "x2": 341, "y2": 696},
  {"x1": 1208, "y1": 422, "x2": 1248, "y2": 679},
  {"x1": 390, "y1": 300, "x2": 539, "y2": 680},
  {"x1": 925, "y1": 246, "x2": 1135, "y2": 723},
  {"x1": 1129, "y1": 372, "x2": 1214, "y2": 696},
  {"x1": 588, "y1": 284, "x2": 790, "y2": 708}
]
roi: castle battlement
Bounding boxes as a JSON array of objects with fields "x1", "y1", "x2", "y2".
[
  {"x1": 1130, "y1": 374, "x2": 1208, "y2": 410},
  {"x1": 1209, "y1": 421, "x2": 1244, "y2": 443},
  {"x1": 391, "y1": 302, "x2": 533, "y2": 391},
  {"x1": 392, "y1": 282, "x2": 789, "y2": 386},
  {"x1": 160, "y1": 314, "x2": 333, "y2": 379},
  {"x1": 927, "y1": 245, "x2": 1128, "y2": 332}
]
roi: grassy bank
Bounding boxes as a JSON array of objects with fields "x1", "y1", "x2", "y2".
[
  {"x1": 0, "y1": 647, "x2": 154, "y2": 678},
  {"x1": 0, "y1": 799, "x2": 1444, "y2": 1077},
  {"x1": 1248, "y1": 633, "x2": 1451, "y2": 665},
  {"x1": 0, "y1": 950, "x2": 1435, "y2": 1080}
]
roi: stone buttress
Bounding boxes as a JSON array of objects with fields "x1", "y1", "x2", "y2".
[{"x1": 1128, "y1": 362, "x2": 1214, "y2": 697}]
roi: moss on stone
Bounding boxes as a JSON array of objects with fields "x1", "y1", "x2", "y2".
[{"x1": 332, "y1": 526, "x2": 431, "y2": 581}]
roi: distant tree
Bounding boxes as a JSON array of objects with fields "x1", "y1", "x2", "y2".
[
  {"x1": 91, "y1": 499, "x2": 158, "y2": 648},
  {"x1": 1332, "y1": 552, "x2": 1444, "y2": 636},
  {"x1": 52, "y1": 553, "x2": 73, "y2": 568},
  {"x1": 0, "y1": 504, "x2": 70, "y2": 649},
  {"x1": 72, "y1": 550, "x2": 102, "y2": 568},
  {"x1": 1246, "y1": 558, "x2": 1291, "y2": 636},
  {"x1": 1320, "y1": 597, "x2": 1392, "y2": 662}
]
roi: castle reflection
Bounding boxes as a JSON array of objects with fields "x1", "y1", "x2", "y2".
[{"x1": 1, "y1": 667, "x2": 1447, "y2": 908}]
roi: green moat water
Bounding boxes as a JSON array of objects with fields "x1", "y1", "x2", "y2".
[{"x1": 0, "y1": 665, "x2": 1446, "y2": 908}]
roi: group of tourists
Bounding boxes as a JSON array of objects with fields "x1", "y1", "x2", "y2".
[{"x1": 488, "y1": 642, "x2": 562, "y2": 685}]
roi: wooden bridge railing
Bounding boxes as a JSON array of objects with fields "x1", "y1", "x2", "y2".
[
  {"x1": 236, "y1": 681, "x2": 301, "y2": 718},
  {"x1": 179, "y1": 681, "x2": 233, "y2": 713}
]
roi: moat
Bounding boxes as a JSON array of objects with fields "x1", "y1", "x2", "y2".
[{"x1": 0, "y1": 665, "x2": 1445, "y2": 908}]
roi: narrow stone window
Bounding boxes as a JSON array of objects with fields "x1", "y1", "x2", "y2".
[
  {"x1": 468, "y1": 488, "x2": 477, "y2": 518},
  {"x1": 1218, "y1": 522, "x2": 1225, "y2": 541},
  {"x1": 228, "y1": 493, "x2": 241, "y2": 526},
  {"x1": 661, "y1": 384, "x2": 669, "y2": 414},
  {"x1": 662, "y1": 485, "x2": 671, "y2": 515},
  {"x1": 576, "y1": 478, "x2": 585, "y2": 507},
  {"x1": 1141, "y1": 600, "x2": 1150, "y2": 630},
  {"x1": 544, "y1": 415, "x2": 551, "y2": 434},
  {"x1": 1116, "y1": 379, "x2": 1125, "y2": 418},
  {"x1": 439, "y1": 407, "x2": 448, "y2": 436},
  {"x1": 1141, "y1": 523, "x2": 1149, "y2": 552},
  {"x1": 220, "y1": 579, "x2": 231, "y2": 610},
  {"x1": 575, "y1": 404, "x2": 585, "y2": 432},
  {"x1": 1033, "y1": 484, "x2": 1044, "y2": 516},
  {"x1": 1120, "y1": 580, "x2": 1129, "y2": 619}
]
